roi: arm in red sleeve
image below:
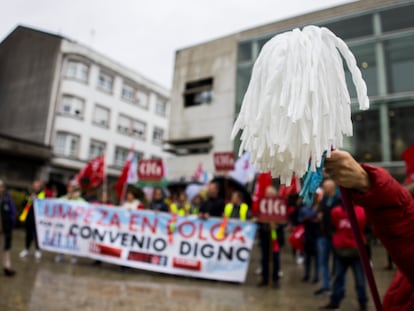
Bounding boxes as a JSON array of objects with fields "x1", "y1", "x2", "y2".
[{"x1": 351, "y1": 164, "x2": 414, "y2": 286}]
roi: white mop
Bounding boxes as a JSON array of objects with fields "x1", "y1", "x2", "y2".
[{"x1": 231, "y1": 25, "x2": 369, "y2": 185}]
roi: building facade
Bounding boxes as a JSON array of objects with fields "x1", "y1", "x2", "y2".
[
  {"x1": 166, "y1": 0, "x2": 414, "y2": 180},
  {"x1": 0, "y1": 26, "x2": 170, "y2": 187}
]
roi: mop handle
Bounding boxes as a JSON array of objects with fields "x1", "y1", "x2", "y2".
[{"x1": 339, "y1": 187, "x2": 383, "y2": 311}]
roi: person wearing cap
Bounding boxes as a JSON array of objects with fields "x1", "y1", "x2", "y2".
[
  {"x1": 323, "y1": 150, "x2": 414, "y2": 311},
  {"x1": 0, "y1": 180, "x2": 17, "y2": 276}
]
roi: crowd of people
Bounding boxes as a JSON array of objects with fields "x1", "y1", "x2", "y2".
[{"x1": 1, "y1": 150, "x2": 414, "y2": 310}]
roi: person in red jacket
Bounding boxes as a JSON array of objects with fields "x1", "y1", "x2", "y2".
[
  {"x1": 321, "y1": 203, "x2": 368, "y2": 310},
  {"x1": 324, "y1": 150, "x2": 414, "y2": 311}
]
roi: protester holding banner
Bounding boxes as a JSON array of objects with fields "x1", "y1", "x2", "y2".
[
  {"x1": 122, "y1": 189, "x2": 144, "y2": 211},
  {"x1": 150, "y1": 188, "x2": 169, "y2": 213},
  {"x1": 170, "y1": 192, "x2": 190, "y2": 216},
  {"x1": 199, "y1": 182, "x2": 224, "y2": 219},
  {"x1": 19, "y1": 180, "x2": 45, "y2": 260},
  {"x1": 224, "y1": 191, "x2": 250, "y2": 220},
  {"x1": 55, "y1": 180, "x2": 85, "y2": 264},
  {"x1": 0, "y1": 180, "x2": 17, "y2": 276},
  {"x1": 324, "y1": 150, "x2": 414, "y2": 310}
]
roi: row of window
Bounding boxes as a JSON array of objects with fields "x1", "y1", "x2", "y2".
[
  {"x1": 64, "y1": 60, "x2": 168, "y2": 117},
  {"x1": 59, "y1": 95, "x2": 165, "y2": 143},
  {"x1": 54, "y1": 133, "x2": 159, "y2": 167}
]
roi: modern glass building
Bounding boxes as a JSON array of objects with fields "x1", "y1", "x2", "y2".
[
  {"x1": 166, "y1": 0, "x2": 414, "y2": 180},
  {"x1": 235, "y1": 1, "x2": 414, "y2": 179}
]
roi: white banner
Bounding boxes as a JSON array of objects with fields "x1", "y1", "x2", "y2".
[{"x1": 34, "y1": 199, "x2": 257, "y2": 283}]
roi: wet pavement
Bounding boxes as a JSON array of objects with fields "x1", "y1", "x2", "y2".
[{"x1": 1, "y1": 230, "x2": 395, "y2": 311}]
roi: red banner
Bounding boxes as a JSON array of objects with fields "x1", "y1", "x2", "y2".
[
  {"x1": 258, "y1": 197, "x2": 288, "y2": 223},
  {"x1": 213, "y1": 152, "x2": 235, "y2": 172},
  {"x1": 138, "y1": 159, "x2": 164, "y2": 181}
]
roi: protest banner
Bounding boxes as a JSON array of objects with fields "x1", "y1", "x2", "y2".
[
  {"x1": 258, "y1": 197, "x2": 288, "y2": 223},
  {"x1": 138, "y1": 159, "x2": 164, "y2": 181},
  {"x1": 34, "y1": 199, "x2": 257, "y2": 283},
  {"x1": 213, "y1": 152, "x2": 235, "y2": 172}
]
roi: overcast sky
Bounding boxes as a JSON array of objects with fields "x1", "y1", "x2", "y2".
[{"x1": 1, "y1": 0, "x2": 354, "y2": 88}]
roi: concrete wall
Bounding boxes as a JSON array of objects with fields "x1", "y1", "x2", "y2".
[
  {"x1": 166, "y1": 35, "x2": 238, "y2": 179},
  {"x1": 0, "y1": 26, "x2": 61, "y2": 144}
]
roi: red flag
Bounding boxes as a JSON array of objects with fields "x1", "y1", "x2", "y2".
[
  {"x1": 251, "y1": 172, "x2": 272, "y2": 215},
  {"x1": 279, "y1": 175, "x2": 301, "y2": 199},
  {"x1": 402, "y1": 144, "x2": 414, "y2": 185},
  {"x1": 115, "y1": 152, "x2": 137, "y2": 199},
  {"x1": 76, "y1": 155, "x2": 105, "y2": 188}
]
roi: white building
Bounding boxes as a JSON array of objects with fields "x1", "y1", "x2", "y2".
[{"x1": 0, "y1": 26, "x2": 170, "y2": 186}]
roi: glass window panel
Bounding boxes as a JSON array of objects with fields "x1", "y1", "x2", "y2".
[
  {"x1": 93, "y1": 105, "x2": 110, "y2": 127},
  {"x1": 345, "y1": 43, "x2": 378, "y2": 98},
  {"x1": 98, "y1": 72, "x2": 114, "y2": 93},
  {"x1": 322, "y1": 14, "x2": 373, "y2": 40},
  {"x1": 122, "y1": 84, "x2": 136, "y2": 102},
  {"x1": 137, "y1": 91, "x2": 149, "y2": 109},
  {"x1": 65, "y1": 62, "x2": 77, "y2": 78},
  {"x1": 389, "y1": 104, "x2": 414, "y2": 161},
  {"x1": 78, "y1": 63, "x2": 89, "y2": 82},
  {"x1": 153, "y1": 127, "x2": 164, "y2": 144},
  {"x1": 155, "y1": 99, "x2": 167, "y2": 116},
  {"x1": 238, "y1": 41, "x2": 253, "y2": 63},
  {"x1": 118, "y1": 115, "x2": 131, "y2": 134},
  {"x1": 235, "y1": 65, "x2": 253, "y2": 114},
  {"x1": 349, "y1": 110, "x2": 382, "y2": 162},
  {"x1": 132, "y1": 120, "x2": 146, "y2": 140},
  {"x1": 88, "y1": 140, "x2": 106, "y2": 159},
  {"x1": 381, "y1": 4, "x2": 414, "y2": 32},
  {"x1": 384, "y1": 35, "x2": 414, "y2": 93}
]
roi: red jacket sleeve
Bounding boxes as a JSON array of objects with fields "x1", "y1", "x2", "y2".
[{"x1": 351, "y1": 164, "x2": 414, "y2": 286}]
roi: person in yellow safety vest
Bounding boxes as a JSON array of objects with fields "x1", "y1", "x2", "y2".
[
  {"x1": 170, "y1": 192, "x2": 190, "y2": 216},
  {"x1": 19, "y1": 180, "x2": 45, "y2": 260},
  {"x1": 224, "y1": 191, "x2": 250, "y2": 221}
]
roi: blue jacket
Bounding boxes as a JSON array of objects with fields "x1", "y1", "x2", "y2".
[{"x1": 1, "y1": 192, "x2": 17, "y2": 234}]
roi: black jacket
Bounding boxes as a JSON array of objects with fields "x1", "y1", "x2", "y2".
[{"x1": 0, "y1": 192, "x2": 17, "y2": 234}]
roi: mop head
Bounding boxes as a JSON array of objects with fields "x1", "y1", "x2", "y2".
[{"x1": 231, "y1": 25, "x2": 369, "y2": 185}]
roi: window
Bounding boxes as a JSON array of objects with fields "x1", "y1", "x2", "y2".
[
  {"x1": 184, "y1": 78, "x2": 213, "y2": 107},
  {"x1": 132, "y1": 120, "x2": 146, "y2": 140},
  {"x1": 114, "y1": 147, "x2": 144, "y2": 167},
  {"x1": 345, "y1": 43, "x2": 378, "y2": 97},
  {"x1": 137, "y1": 91, "x2": 149, "y2": 109},
  {"x1": 384, "y1": 35, "x2": 414, "y2": 94},
  {"x1": 88, "y1": 140, "x2": 106, "y2": 159},
  {"x1": 236, "y1": 65, "x2": 253, "y2": 114},
  {"x1": 153, "y1": 127, "x2": 164, "y2": 145},
  {"x1": 114, "y1": 147, "x2": 129, "y2": 167},
  {"x1": 238, "y1": 41, "x2": 253, "y2": 63},
  {"x1": 322, "y1": 14, "x2": 373, "y2": 40},
  {"x1": 121, "y1": 83, "x2": 136, "y2": 103},
  {"x1": 93, "y1": 105, "x2": 110, "y2": 128},
  {"x1": 348, "y1": 110, "x2": 381, "y2": 162},
  {"x1": 389, "y1": 104, "x2": 414, "y2": 161},
  {"x1": 97, "y1": 71, "x2": 114, "y2": 93},
  {"x1": 55, "y1": 132, "x2": 79, "y2": 158},
  {"x1": 381, "y1": 4, "x2": 414, "y2": 33},
  {"x1": 60, "y1": 95, "x2": 85, "y2": 118},
  {"x1": 65, "y1": 61, "x2": 89, "y2": 82},
  {"x1": 155, "y1": 99, "x2": 167, "y2": 116},
  {"x1": 117, "y1": 115, "x2": 146, "y2": 140}
]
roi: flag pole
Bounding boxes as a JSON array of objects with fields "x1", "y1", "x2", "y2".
[{"x1": 102, "y1": 151, "x2": 107, "y2": 202}]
